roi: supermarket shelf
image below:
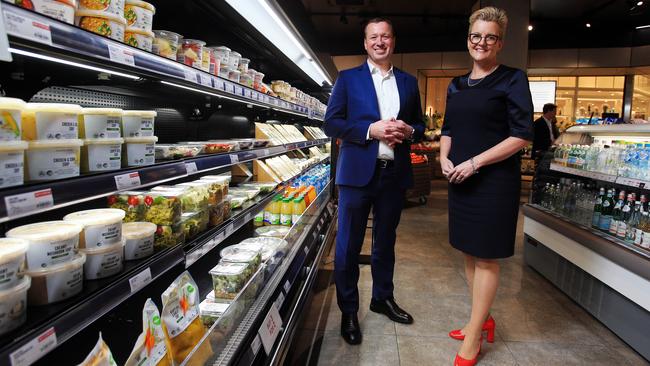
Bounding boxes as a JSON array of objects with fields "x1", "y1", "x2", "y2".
[
  {"x1": 565, "y1": 124, "x2": 650, "y2": 136},
  {"x1": 549, "y1": 163, "x2": 650, "y2": 189},
  {"x1": 0, "y1": 139, "x2": 330, "y2": 224},
  {"x1": 1, "y1": 4, "x2": 324, "y2": 120}
]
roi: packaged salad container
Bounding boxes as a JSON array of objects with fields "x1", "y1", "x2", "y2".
[
  {"x1": 229, "y1": 187, "x2": 260, "y2": 200},
  {"x1": 0, "y1": 238, "x2": 29, "y2": 291},
  {"x1": 240, "y1": 182, "x2": 277, "y2": 194},
  {"x1": 207, "y1": 201, "x2": 226, "y2": 227},
  {"x1": 153, "y1": 30, "x2": 182, "y2": 60},
  {"x1": 0, "y1": 275, "x2": 30, "y2": 336},
  {"x1": 231, "y1": 138, "x2": 252, "y2": 150},
  {"x1": 175, "y1": 182, "x2": 210, "y2": 209},
  {"x1": 0, "y1": 97, "x2": 26, "y2": 141},
  {"x1": 63, "y1": 208, "x2": 125, "y2": 250},
  {"x1": 222, "y1": 195, "x2": 232, "y2": 219},
  {"x1": 0, "y1": 141, "x2": 27, "y2": 189},
  {"x1": 220, "y1": 249, "x2": 261, "y2": 280},
  {"x1": 199, "y1": 299, "x2": 229, "y2": 328},
  {"x1": 124, "y1": 0, "x2": 155, "y2": 32},
  {"x1": 144, "y1": 190, "x2": 182, "y2": 226},
  {"x1": 180, "y1": 211, "x2": 208, "y2": 239},
  {"x1": 25, "y1": 252, "x2": 85, "y2": 305},
  {"x1": 75, "y1": 10, "x2": 127, "y2": 42},
  {"x1": 239, "y1": 237, "x2": 289, "y2": 262},
  {"x1": 200, "y1": 175, "x2": 231, "y2": 199},
  {"x1": 194, "y1": 179, "x2": 221, "y2": 206},
  {"x1": 7, "y1": 221, "x2": 83, "y2": 270},
  {"x1": 154, "y1": 222, "x2": 184, "y2": 248},
  {"x1": 209, "y1": 262, "x2": 249, "y2": 302},
  {"x1": 155, "y1": 144, "x2": 203, "y2": 160},
  {"x1": 227, "y1": 195, "x2": 246, "y2": 210},
  {"x1": 107, "y1": 191, "x2": 147, "y2": 222},
  {"x1": 152, "y1": 185, "x2": 207, "y2": 213},
  {"x1": 254, "y1": 225, "x2": 290, "y2": 239},
  {"x1": 200, "y1": 141, "x2": 236, "y2": 154}
]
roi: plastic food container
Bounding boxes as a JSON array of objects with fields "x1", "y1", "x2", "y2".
[
  {"x1": 80, "y1": 243, "x2": 124, "y2": 280},
  {"x1": 176, "y1": 182, "x2": 210, "y2": 208},
  {"x1": 12, "y1": 0, "x2": 75, "y2": 23},
  {"x1": 124, "y1": 0, "x2": 155, "y2": 31},
  {"x1": 238, "y1": 58, "x2": 250, "y2": 73},
  {"x1": 239, "y1": 237, "x2": 288, "y2": 261},
  {"x1": 228, "y1": 69, "x2": 241, "y2": 83},
  {"x1": 154, "y1": 222, "x2": 184, "y2": 248},
  {"x1": 193, "y1": 180, "x2": 220, "y2": 206},
  {"x1": 153, "y1": 185, "x2": 206, "y2": 213},
  {"x1": 220, "y1": 247, "x2": 262, "y2": 273},
  {"x1": 143, "y1": 190, "x2": 182, "y2": 226},
  {"x1": 6, "y1": 221, "x2": 82, "y2": 270},
  {"x1": 200, "y1": 175, "x2": 231, "y2": 198},
  {"x1": 124, "y1": 28, "x2": 154, "y2": 52},
  {"x1": 254, "y1": 225, "x2": 290, "y2": 238},
  {"x1": 180, "y1": 39, "x2": 205, "y2": 68},
  {"x1": 81, "y1": 138, "x2": 123, "y2": 172},
  {"x1": 0, "y1": 141, "x2": 28, "y2": 189},
  {"x1": 25, "y1": 252, "x2": 85, "y2": 305},
  {"x1": 201, "y1": 141, "x2": 236, "y2": 154},
  {"x1": 229, "y1": 187, "x2": 260, "y2": 200},
  {"x1": 199, "y1": 299, "x2": 229, "y2": 328},
  {"x1": 213, "y1": 46, "x2": 230, "y2": 69},
  {"x1": 153, "y1": 30, "x2": 182, "y2": 60},
  {"x1": 121, "y1": 110, "x2": 156, "y2": 137},
  {"x1": 75, "y1": 10, "x2": 127, "y2": 42},
  {"x1": 22, "y1": 103, "x2": 81, "y2": 141},
  {"x1": 0, "y1": 97, "x2": 26, "y2": 141},
  {"x1": 203, "y1": 47, "x2": 220, "y2": 76},
  {"x1": 122, "y1": 136, "x2": 157, "y2": 167},
  {"x1": 0, "y1": 238, "x2": 29, "y2": 291},
  {"x1": 78, "y1": 0, "x2": 124, "y2": 17},
  {"x1": 218, "y1": 64, "x2": 230, "y2": 79},
  {"x1": 232, "y1": 139, "x2": 252, "y2": 150},
  {"x1": 222, "y1": 196, "x2": 232, "y2": 219},
  {"x1": 237, "y1": 138, "x2": 268, "y2": 149},
  {"x1": 207, "y1": 201, "x2": 226, "y2": 227},
  {"x1": 122, "y1": 222, "x2": 156, "y2": 260},
  {"x1": 228, "y1": 51, "x2": 241, "y2": 71},
  {"x1": 0, "y1": 276, "x2": 30, "y2": 336},
  {"x1": 63, "y1": 208, "x2": 125, "y2": 249},
  {"x1": 155, "y1": 144, "x2": 203, "y2": 160},
  {"x1": 253, "y1": 71, "x2": 264, "y2": 91},
  {"x1": 240, "y1": 73, "x2": 253, "y2": 88},
  {"x1": 180, "y1": 211, "x2": 208, "y2": 239},
  {"x1": 240, "y1": 182, "x2": 277, "y2": 194},
  {"x1": 200, "y1": 47, "x2": 212, "y2": 73},
  {"x1": 78, "y1": 108, "x2": 122, "y2": 139},
  {"x1": 107, "y1": 191, "x2": 147, "y2": 222},
  {"x1": 227, "y1": 195, "x2": 246, "y2": 210},
  {"x1": 25, "y1": 139, "x2": 82, "y2": 182},
  {"x1": 210, "y1": 262, "x2": 249, "y2": 301}
]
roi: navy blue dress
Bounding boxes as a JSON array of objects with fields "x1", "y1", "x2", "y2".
[{"x1": 442, "y1": 65, "x2": 534, "y2": 259}]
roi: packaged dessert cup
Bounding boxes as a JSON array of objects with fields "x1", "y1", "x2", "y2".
[
  {"x1": 122, "y1": 136, "x2": 157, "y2": 167},
  {"x1": 122, "y1": 222, "x2": 156, "y2": 260},
  {"x1": 153, "y1": 30, "x2": 182, "y2": 60},
  {"x1": 13, "y1": 0, "x2": 76, "y2": 24},
  {"x1": 0, "y1": 238, "x2": 29, "y2": 291},
  {"x1": 238, "y1": 58, "x2": 250, "y2": 73},
  {"x1": 143, "y1": 190, "x2": 182, "y2": 226},
  {"x1": 228, "y1": 69, "x2": 241, "y2": 83},
  {"x1": 121, "y1": 110, "x2": 156, "y2": 137},
  {"x1": 63, "y1": 208, "x2": 125, "y2": 249},
  {"x1": 75, "y1": 10, "x2": 127, "y2": 42},
  {"x1": 0, "y1": 275, "x2": 31, "y2": 336},
  {"x1": 78, "y1": 0, "x2": 125, "y2": 17},
  {"x1": 124, "y1": 0, "x2": 155, "y2": 32},
  {"x1": 107, "y1": 191, "x2": 147, "y2": 222},
  {"x1": 78, "y1": 108, "x2": 122, "y2": 139},
  {"x1": 180, "y1": 39, "x2": 205, "y2": 69},
  {"x1": 0, "y1": 97, "x2": 26, "y2": 141},
  {"x1": 6, "y1": 221, "x2": 82, "y2": 269},
  {"x1": 204, "y1": 47, "x2": 221, "y2": 76},
  {"x1": 22, "y1": 103, "x2": 82, "y2": 141},
  {"x1": 0, "y1": 141, "x2": 28, "y2": 188},
  {"x1": 25, "y1": 252, "x2": 85, "y2": 305},
  {"x1": 124, "y1": 28, "x2": 154, "y2": 52},
  {"x1": 209, "y1": 262, "x2": 249, "y2": 302},
  {"x1": 81, "y1": 138, "x2": 123, "y2": 173},
  {"x1": 228, "y1": 51, "x2": 241, "y2": 71},
  {"x1": 80, "y1": 243, "x2": 124, "y2": 280}
]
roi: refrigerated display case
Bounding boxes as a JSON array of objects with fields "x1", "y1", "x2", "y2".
[{"x1": 525, "y1": 124, "x2": 650, "y2": 361}]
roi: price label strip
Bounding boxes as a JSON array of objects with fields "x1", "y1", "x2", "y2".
[
  {"x1": 4, "y1": 189, "x2": 54, "y2": 217},
  {"x1": 258, "y1": 302, "x2": 283, "y2": 355},
  {"x1": 185, "y1": 162, "x2": 198, "y2": 174},
  {"x1": 107, "y1": 43, "x2": 135, "y2": 66},
  {"x1": 115, "y1": 172, "x2": 141, "y2": 190},
  {"x1": 200, "y1": 73, "x2": 212, "y2": 87},
  {"x1": 10, "y1": 328, "x2": 57, "y2": 366},
  {"x1": 129, "y1": 267, "x2": 152, "y2": 293},
  {"x1": 3, "y1": 8, "x2": 52, "y2": 46}
]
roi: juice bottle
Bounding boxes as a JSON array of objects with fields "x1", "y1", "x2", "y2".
[
  {"x1": 280, "y1": 197, "x2": 293, "y2": 226},
  {"x1": 254, "y1": 210, "x2": 264, "y2": 227},
  {"x1": 307, "y1": 185, "x2": 317, "y2": 204},
  {"x1": 292, "y1": 196, "x2": 306, "y2": 224},
  {"x1": 264, "y1": 195, "x2": 282, "y2": 226}
]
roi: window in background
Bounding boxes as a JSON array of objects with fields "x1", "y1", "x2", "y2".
[
  {"x1": 425, "y1": 77, "x2": 452, "y2": 116},
  {"x1": 632, "y1": 75, "x2": 650, "y2": 121}
]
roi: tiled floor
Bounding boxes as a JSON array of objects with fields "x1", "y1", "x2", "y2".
[{"x1": 289, "y1": 180, "x2": 649, "y2": 366}]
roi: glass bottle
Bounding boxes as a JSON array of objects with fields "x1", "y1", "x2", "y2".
[
  {"x1": 599, "y1": 189, "x2": 614, "y2": 231},
  {"x1": 617, "y1": 194, "x2": 634, "y2": 239}
]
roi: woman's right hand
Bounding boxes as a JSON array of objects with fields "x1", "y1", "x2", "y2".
[{"x1": 440, "y1": 157, "x2": 454, "y2": 178}]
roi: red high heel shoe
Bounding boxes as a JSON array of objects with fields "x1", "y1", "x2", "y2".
[
  {"x1": 449, "y1": 316, "x2": 495, "y2": 343},
  {"x1": 453, "y1": 342, "x2": 482, "y2": 366}
]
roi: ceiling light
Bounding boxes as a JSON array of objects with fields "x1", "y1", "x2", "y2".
[
  {"x1": 637, "y1": 25, "x2": 650, "y2": 29},
  {"x1": 586, "y1": 23, "x2": 591, "y2": 28},
  {"x1": 637, "y1": 1, "x2": 643, "y2": 6},
  {"x1": 528, "y1": 25, "x2": 533, "y2": 31}
]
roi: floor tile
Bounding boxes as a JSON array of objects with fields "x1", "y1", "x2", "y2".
[
  {"x1": 397, "y1": 335, "x2": 516, "y2": 366},
  {"x1": 316, "y1": 334, "x2": 400, "y2": 366},
  {"x1": 506, "y1": 341, "x2": 646, "y2": 366}
]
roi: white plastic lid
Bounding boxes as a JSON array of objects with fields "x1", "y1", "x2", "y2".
[
  {"x1": 0, "y1": 97, "x2": 26, "y2": 109},
  {"x1": 24, "y1": 103, "x2": 82, "y2": 114},
  {"x1": 0, "y1": 238, "x2": 29, "y2": 261},
  {"x1": 63, "y1": 208, "x2": 126, "y2": 227},
  {"x1": 126, "y1": 0, "x2": 156, "y2": 13},
  {"x1": 0, "y1": 275, "x2": 31, "y2": 300},
  {"x1": 183, "y1": 39, "x2": 206, "y2": 45},
  {"x1": 239, "y1": 58, "x2": 250, "y2": 63},
  {"x1": 81, "y1": 108, "x2": 123, "y2": 116},
  {"x1": 0, "y1": 140, "x2": 28, "y2": 152},
  {"x1": 75, "y1": 10, "x2": 128, "y2": 25},
  {"x1": 230, "y1": 51, "x2": 241, "y2": 57},
  {"x1": 125, "y1": 28, "x2": 155, "y2": 38},
  {"x1": 124, "y1": 136, "x2": 158, "y2": 144},
  {"x1": 122, "y1": 110, "x2": 157, "y2": 118},
  {"x1": 27, "y1": 139, "x2": 84, "y2": 149},
  {"x1": 221, "y1": 249, "x2": 258, "y2": 264},
  {"x1": 83, "y1": 138, "x2": 124, "y2": 145},
  {"x1": 25, "y1": 253, "x2": 86, "y2": 276},
  {"x1": 199, "y1": 300, "x2": 229, "y2": 316},
  {"x1": 210, "y1": 262, "x2": 247, "y2": 276},
  {"x1": 122, "y1": 222, "x2": 157, "y2": 239},
  {"x1": 200, "y1": 175, "x2": 231, "y2": 184},
  {"x1": 7, "y1": 221, "x2": 83, "y2": 242},
  {"x1": 254, "y1": 225, "x2": 290, "y2": 238},
  {"x1": 213, "y1": 46, "x2": 231, "y2": 51}
]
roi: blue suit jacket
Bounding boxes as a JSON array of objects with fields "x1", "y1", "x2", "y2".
[{"x1": 323, "y1": 63, "x2": 425, "y2": 189}]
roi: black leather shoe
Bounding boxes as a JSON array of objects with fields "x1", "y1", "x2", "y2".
[
  {"x1": 369, "y1": 298, "x2": 414, "y2": 324},
  {"x1": 340, "y1": 313, "x2": 362, "y2": 345}
]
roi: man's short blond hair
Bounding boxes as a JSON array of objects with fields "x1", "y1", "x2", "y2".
[{"x1": 469, "y1": 7, "x2": 508, "y2": 39}]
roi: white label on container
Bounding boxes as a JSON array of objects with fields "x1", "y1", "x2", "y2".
[
  {"x1": 108, "y1": 43, "x2": 135, "y2": 66},
  {"x1": 129, "y1": 267, "x2": 152, "y2": 293},
  {"x1": 4, "y1": 8, "x2": 53, "y2": 46},
  {"x1": 84, "y1": 222, "x2": 122, "y2": 249},
  {"x1": 82, "y1": 115, "x2": 121, "y2": 139},
  {"x1": 185, "y1": 162, "x2": 198, "y2": 174},
  {"x1": 84, "y1": 248, "x2": 123, "y2": 280},
  {"x1": 0, "y1": 109, "x2": 20, "y2": 140},
  {"x1": 25, "y1": 235, "x2": 76, "y2": 269},
  {"x1": 259, "y1": 302, "x2": 282, "y2": 355},
  {"x1": 126, "y1": 142, "x2": 155, "y2": 166},
  {"x1": 86, "y1": 143, "x2": 121, "y2": 172},
  {"x1": 9, "y1": 327, "x2": 57, "y2": 366},
  {"x1": 0, "y1": 256, "x2": 22, "y2": 289},
  {"x1": 26, "y1": 147, "x2": 79, "y2": 181},
  {"x1": 122, "y1": 116, "x2": 154, "y2": 137},
  {"x1": 35, "y1": 112, "x2": 78, "y2": 140},
  {"x1": 0, "y1": 151, "x2": 24, "y2": 188},
  {"x1": 229, "y1": 154, "x2": 239, "y2": 164},
  {"x1": 115, "y1": 172, "x2": 141, "y2": 190},
  {"x1": 126, "y1": 4, "x2": 153, "y2": 31},
  {"x1": 4, "y1": 189, "x2": 53, "y2": 217},
  {"x1": 46, "y1": 262, "x2": 83, "y2": 302}
]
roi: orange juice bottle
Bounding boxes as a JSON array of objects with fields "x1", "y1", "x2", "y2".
[
  {"x1": 280, "y1": 197, "x2": 293, "y2": 226},
  {"x1": 301, "y1": 191, "x2": 310, "y2": 206},
  {"x1": 292, "y1": 196, "x2": 306, "y2": 224},
  {"x1": 307, "y1": 186, "x2": 317, "y2": 204},
  {"x1": 264, "y1": 195, "x2": 282, "y2": 225}
]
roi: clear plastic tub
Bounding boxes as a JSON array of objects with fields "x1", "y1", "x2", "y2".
[
  {"x1": 22, "y1": 103, "x2": 81, "y2": 141},
  {"x1": 0, "y1": 97, "x2": 26, "y2": 141},
  {"x1": 240, "y1": 73, "x2": 253, "y2": 88},
  {"x1": 218, "y1": 64, "x2": 230, "y2": 79},
  {"x1": 152, "y1": 185, "x2": 205, "y2": 213},
  {"x1": 122, "y1": 136, "x2": 157, "y2": 167},
  {"x1": 153, "y1": 30, "x2": 182, "y2": 60},
  {"x1": 78, "y1": 0, "x2": 125, "y2": 17},
  {"x1": 0, "y1": 238, "x2": 29, "y2": 290},
  {"x1": 80, "y1": 243, "x2": 124, "y2": 280},
  {"x1": 181, "y1": 39, "x2": 205, "y2": 68},
  {"x1": 121, "y1": 110, "x2": 156, "y2": 137},
  {"x1": 122, "y1": 222, "x2": 156, "y2": 260},
  {"x1": 25, "y1": 139, "x2": 82, "y2": 181},
  {"x1": 7, "y1": 221, "x2": 82, "y2": 270},
  {"x1": 198, "y1": 141, "x2": 237, "y2": 154},
  {"x1": 124, "y1": 0, "x2": 155, "y2": 32},
  {"x1": 199, "y1": 299, "x2": 229, "y2": 328},
  {"x1": 180, "y1": 211, "x2": 208, "y2": 239},
  {"x1": 193, "y1": 180, "x2": 221, "y2": 206},
  {"x1": 144, "y1": 190, "x2": 182, "y2": 226},
  {"x1": 75, "y1": 10, "x2": 127, "y2": 41},
  {"x1": 238, "y1": 58, "x2": 250, "y2": 73},
  {"x1": 212, "y1": 46, "x2": 230, "y2": 69},
  {"x1": 176, "y1": 182, "x2": 210, "y2": 209},
  {"x1": 0, "y1": 141, "x2": 27, "y2": 189},
  {"x1": 124, "y1": 28, "x2": 154, "y2": 52},
  {"x1": 228, "y1": 195, "x2": 246, "y2": 209},
  {"x1": 228, "y1": 69, "x2": 241, "y2": 83},
  {"x1": 25, "y1": 252, "x2": 85, "y2": 305},
  {"x1": 155, "y1": 144, "x2": 203, "y2": 160},
  {"x1": 231, "y1": 138, "x2": 252, "y2": 150},
  {"x1": 228, "y1": 187, "x2": 260, "y2": 200},
  {"x1": 220, "y1": 247, "x2": 262, "y2": 269},
  {"x1": 81, "y1": 138, "x2": 123, "y2": 172},
  {"x1": 107, "y1": 191, "x2": 147, "y2": 222},
  {"x1": 207, "y1": 201, "x2": 226, "y2": 227},
  {"x1": 154, "y1": 222, "x2": 184, "y2": 248},
  {"x1": 0, "y1": 275, "x2": 31, "y2": 336},
  {"x1": 239, "y1": 237, "x2": 289, "y2": 261},
  {"x1": 254, "y1": 225, "x2": 290, "y2": 239},
  {"x1": 228, "y1": 51, "x2": 241, "y2": 71},
  {"x1": 253, "y1": 71, "x2": 265, "y2": 91},
  {"x1": 240, "y1": 182, "x2": 277, "y2": 194},
  {"x1": 209, "y1": 262, "x2": 249, "y2": 301},
  {"x1": 14, "y1": 0, "x2": 75, "y2": 24},
  {"x1": 204, "y1": 47, "x2": 221, "y2": 76},
  {"x1": 63, "y1": 208, "x2": 125, "y2": 249},
  {"x1": 78, "y1": 108, "x2": 122, "y2": 139}
]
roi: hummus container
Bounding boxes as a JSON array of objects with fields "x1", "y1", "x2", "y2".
[
  {"x1": 0, "y1": 141, "x2": 28, "y2": 189},
  {"x1": 121, "y1": 110, "x2": 156, "y2": 137},
  {"x1": 22, "y1": 103, "x2": 81, "y2": 141},
  {"x1": 78, "y1": 0, "x2": 125, "y2": 18},
  {"x1": 124, "y1": 0, "x2": 155, "y2": 32},
  {"x1": 12, "y1": 0, "x2": 76, "y2": 24},
  {"x1": 152, "y1": 30, "x2": 182, "y2": 61},
  {"x1": 124, "y1": 28, "x2": 154, "y2": 52},
  {"x1": 0, "y1": 97, "x2": 25, "y2": 141},
  {"x1": 228, "y1": 51, "x2": 241, "y2": 71},
  {"x1": 80, "y1": 243, "x2": 124, "y2": 280},
  {"x1": 81, "y1": 138, "x2": 123, "y2": 172},
  {"x1": 0, "y1": 238, "x2": 29, "y2": 291},
  {"x1": 0, "y1": 276, "x2": 30, "y2": 336},
  {"x1": 63, "y1": 208, "x2": 125, "y2": 249},
  {"x1": 24, "y1": 139, "x2": 82, "y2": 182},
  {"x1": 213, "y1": 46, "x2": 230, "y2": 69},
  {"x1": 122, "y1": 136, "x2": 157, "y2": 167},
  {"x1": 25, "y1": 253, "x2": 85, "y2": 305},
  {"x1": 180, "y1": 39, "x2": 205, "y2": 68},
  {"x1": 78, "y1": 107, "x2": 122, "y2": 139},
  {"x1": 122, "y1": 222, "x2": 156, "y2": 260},
  {"x1": 7, "y1": 221, "x2": 82, "y2": 270},
  {"x1": 75, "y1": 10, "x2": 127, "y2": 42}
]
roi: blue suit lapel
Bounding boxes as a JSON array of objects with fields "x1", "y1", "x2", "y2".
[
  {"x1": 395, "y1": 68, "x2": 407, "y2": 120},
  {"x1": 359, "y1": 63, "x2": 381, "y2": 120}
]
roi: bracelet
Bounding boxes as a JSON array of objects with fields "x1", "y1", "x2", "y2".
[{"x1": 470, "y1": 157, "x2": 479, "y2": 174}]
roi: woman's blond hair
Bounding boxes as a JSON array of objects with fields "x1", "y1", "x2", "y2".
[{"x1": 469, "y1": 7, "x2": 508, "y2": 39}]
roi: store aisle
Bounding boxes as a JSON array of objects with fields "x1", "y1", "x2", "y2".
[{"x1": 292, "y1": 180, "x2": 649, "y2": 366}]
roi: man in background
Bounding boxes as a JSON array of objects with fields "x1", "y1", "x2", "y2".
[{"x1": 533, "y1": 103, "x2": 560, "y2": 160}]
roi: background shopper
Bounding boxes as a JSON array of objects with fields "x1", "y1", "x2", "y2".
[{"x1": 532, "y1": 103, "x2": 560, "y2": 160}]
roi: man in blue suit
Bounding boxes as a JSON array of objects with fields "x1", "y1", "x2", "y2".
[{"x1": 323, "y1": 17, "x2": 425, "y2": 345}]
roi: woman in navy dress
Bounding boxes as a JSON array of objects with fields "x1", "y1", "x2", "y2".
[{"x1": 440, "y1": 7, "x2": 533, "y2": 366}]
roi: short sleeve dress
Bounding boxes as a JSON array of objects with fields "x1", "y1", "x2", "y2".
[{"x1": 442, "y1": 65, "x2": 534, "y2": 259}]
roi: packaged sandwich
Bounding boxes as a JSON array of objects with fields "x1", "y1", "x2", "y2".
[
  {"x1": 125, "y1": 299, "x2": 173, "y2": 366},
  {"x1": 77, "y1": 333, "x2": 117, "y2": 366}
]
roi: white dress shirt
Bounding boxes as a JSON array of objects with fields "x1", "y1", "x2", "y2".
[
  {"x1": 542, "y1": 115, "x2": 556, "y2": 142},
  {"x1": 366, "y1": 59, "x2": 400, "y2": 160}
]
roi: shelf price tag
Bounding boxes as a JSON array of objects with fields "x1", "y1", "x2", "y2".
[
  {"x1": 4, "y1": 188, "x2": 54, "y2": 217},
  {"x1": 263, "y1": 149, "x2": 271, "y2": 156},
  {"x1": 276, "y1": 291, "x2": 285, "y2": 309},
  {"x1": 283, "y1": 280, "x2": 291, "y2": 293},
  {"x1": 107, "y1": 43, "x2": 135, "y2": 66},
  {"x1": 129, "y1": 267, "x2": 152, "y2": 293},
  {"x1": 3, "y1": 8, "x2": 53, "y2": 46},
  {"x1": 229, "y1": 154, "x2": 239, "y2": 164},
  {"x1": 258, "y1": 302, "x2": 283, "y2": 355},
  {"x1": 214, "y1": 231, "x2": 225, "y2": 245},
  {"x1": 10, "y1": 327, "x2": 57, "y2": 366},
  {"x1": 225, "y1": 223, "x2": 234, "y2": 236},
  {"x1": 115, "y1": 172, "x2": 141, "y2": 190},
  {"x1": 184, "y1": 68, "x2": 198, "y2": 83},
  {"x1": 185, "y1": 162, "x2": 198, "y2": 174},
  {"x1": 199, "y1": 73, "x2": 212, "y2": 87},
  {"x1": 250, "y1": 334, "x2": 262, "y2": 357}
]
